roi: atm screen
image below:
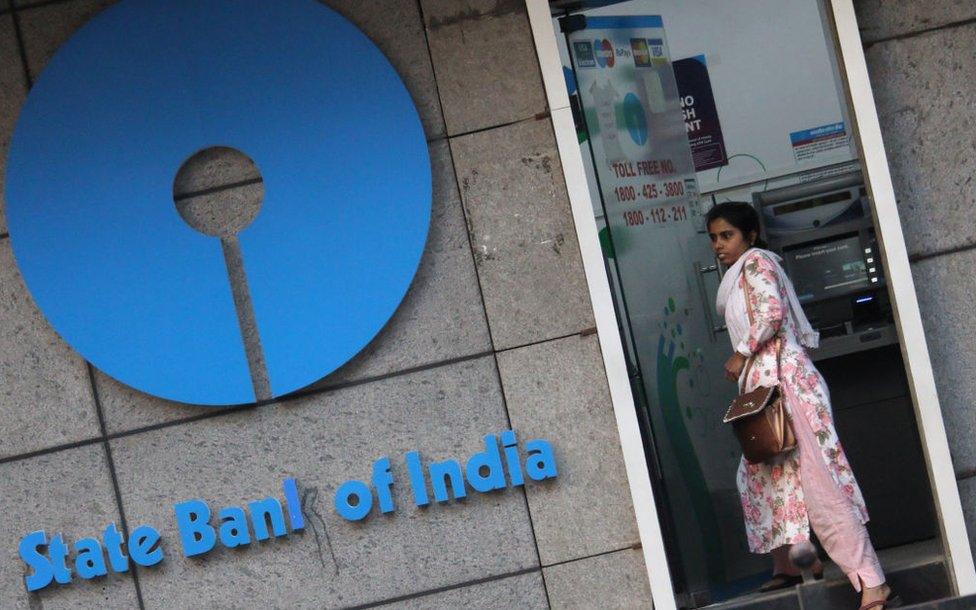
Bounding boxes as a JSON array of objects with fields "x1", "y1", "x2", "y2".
[{"x1": 784, "y1": 235, "x2": 870, "y2": 302}]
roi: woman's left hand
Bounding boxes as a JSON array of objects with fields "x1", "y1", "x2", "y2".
[{"x1": 724, "y1": 352, "x2": 748, "y2": 382}]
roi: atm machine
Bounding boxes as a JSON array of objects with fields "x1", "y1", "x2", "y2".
[
  {"x1": 754, "y1": 172, "x2": 897, "y2": 361},
  {"x1": 754, "y1": 172, "x2": 938, "y2": 549}
]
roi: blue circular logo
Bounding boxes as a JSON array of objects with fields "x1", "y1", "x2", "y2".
[{"x1": 5, "y1": 0, "x2": 431, "y2": 406}]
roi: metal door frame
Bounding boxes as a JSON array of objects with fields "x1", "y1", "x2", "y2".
[{"x1": 525, "y1": 1, "x2": 976, "y2": 607}]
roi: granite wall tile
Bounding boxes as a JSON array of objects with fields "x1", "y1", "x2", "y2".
[
  {"x1": 865, "y1": 25, "x2": 976, "y2": 258},
  {"x1": 320, "y1": 139, "x2": 491, "y2": 386},
  {"x1": 497, "y1": 333, "x2": 640, "y2": 565},
  {"x1": 0, "y1": 11, "x2": 26, "y2": 236},
  {"x1": 379, "y1": 571, "x2": 548, "y2": 609},
  {"x1": 856, "y1": 0, "x2": 976, "y2": 44},
  {"x1": 14, "y1": 0, "x2": 118, "y2": 82},
  {"x1": 110, "y1": 357, "x2": 540, "y2": 608},
  {"x1": 93, "y1": 371, "x2": 206, "y2": 435},
  {"x1": 0, "y1": 241, "x2": 100, "y2": 459},
  {"x1": 958, "y1": 476, "x2": 976, "y2": 568},
  {"x1": 911, "y1": 251, "x2": 976, "y2": 475},
  {"x1": 0, "y1": 444, "x2": 140, "y2": 608},
  {"x1": 171, "y1": 145, "x2": 262, "y2": 196},
  {"x1": 172, "y1": 146, "x2": 264, "y2": 238},
  {"x1": 420, "y1": 0, "x2": 547, "y2": 136},
  {"x1": 322, "y1": 0, "x2": 445, "y2": 140},
  {"x1": 543, "y1": 548, "x2": 651, "y2": 609},
  {"x1": 451, "y1": 118, "x2": 594, "y2": 350}
]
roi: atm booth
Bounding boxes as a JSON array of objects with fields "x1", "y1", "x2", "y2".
[{"x1": 530, "y1": 0, "x2": 973, "y2": 608}]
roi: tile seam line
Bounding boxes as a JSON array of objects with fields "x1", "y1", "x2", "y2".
[
  {"x1": 417, "y1": 2, "x2": 551, "y2": 607},
  {"x1": 438, "y1": 62, "x2": 557, "y2": 610},
  {"x1": 17, "y1": 418, "x2": 968, "y2": 481},
  {"x1": 540, "y1": 542, "x2": 643, "y2": 569},
  {"x1": 294, "y1": 349, "x2": 495, "y2": 396},
  {"x1": 410, "y1": 0, "x2": 449, "y2": 139},
  {"x1": 490, "y1": 331, "x2": 603, "y2": 596},
  {"x1": 413, "y1": 0, "x2": 459, "y2": 140},
  {"x1": 510, "y1": 423, "x2": 552, "y2": 609},
  {"x1": 86, "y1": 362, "x2": 146, "y2": 609},
  {"x1": 0, "y1": 435, "x2": 102, "y2": 465},
  {"x1": 1, "y1": 326, "x2": 600, "y2": 466},
  {"x1": 862, "y1": 16, "x2": 976, "y2": 48},
  {"x1": 343, "y1": 544, "x2": 641, "y2": 609},
  {"x1": 173, "y1": 177, "x2": 263, "y2": 202},
  {"x1": 417, "y1": 0, "x2": 499, "y2": 354},
  {"x1": 343, "y1": 566, "x2": 540, "y2": 610},
  {"x1": 447, "y1": 111, "x2": 551, "y2": 141},
  {"x1": 1, "y1": 350, "x2": 493, "y2": 466},
  {"x1": 495, "y1": 327, "x2": 598, "y2": 354},
  {"x1": 955, "y1": 469, "x2": 976, "y2": 481},
  {"x1": 8, "y1": 0, "x2": 75, "y2": 13},
  {"x1": 8, "y1": 0, "x2": 32, "y2": 92},
  {"x1": 97, "y1": 349, "x2": 496, "y2": 440},
  {"x1": 908, "y1": 242, "x2": 976, "y2": 264}
]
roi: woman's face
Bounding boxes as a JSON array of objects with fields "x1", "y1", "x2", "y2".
[{"x1": 708, "y1": 217, "x2": 755, "y2": 266}]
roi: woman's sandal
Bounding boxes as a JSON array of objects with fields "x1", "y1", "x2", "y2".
[
  {"x1": 858, "y1": 594, "x2": 903, "y2": 610},
  {"x1": 758, "y1": 568, "x2": 824, "y2": 592},
  {"x1": 759, "y1": 574, "x2": 801, "y2": 592}
]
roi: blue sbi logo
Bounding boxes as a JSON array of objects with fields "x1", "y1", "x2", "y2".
[{"x1": 5, "y1": 0, "x2": 431, "y2": 405}]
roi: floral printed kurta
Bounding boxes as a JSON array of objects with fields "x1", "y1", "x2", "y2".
[{"x1": 726, "y1": 251, "x2": 869, "y2": 554}]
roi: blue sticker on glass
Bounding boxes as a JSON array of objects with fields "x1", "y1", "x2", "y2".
[
  {"x1": 5, "y1": 0, "x2": 431, "y2": 405},
  {"x1": 623, "y1": 92, "x2": 648, "y2": 146}
]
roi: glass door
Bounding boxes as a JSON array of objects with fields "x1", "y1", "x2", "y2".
[{"x1": 559, "y1": 13, "x2": 761, "y2": 604}]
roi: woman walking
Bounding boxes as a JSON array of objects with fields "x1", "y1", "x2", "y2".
[{"x1": 708, "y1": 202, "x2": 899, "y2": 610}]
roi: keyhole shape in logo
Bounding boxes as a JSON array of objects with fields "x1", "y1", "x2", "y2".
[{"x1": 4, "y1": 0, "x2": 432, "y2": 406}]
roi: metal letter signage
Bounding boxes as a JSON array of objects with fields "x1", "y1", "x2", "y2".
[
  {"x1": 5, "y1": 0, "x2": 431, "y2": 405},
  {"x1": 18, "y1": 436, "x2": 559, "y2": 591}
]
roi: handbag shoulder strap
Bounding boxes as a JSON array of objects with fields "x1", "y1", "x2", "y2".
[{"x1": 738, "y1": 263, "x2": 783, "y2": 394}]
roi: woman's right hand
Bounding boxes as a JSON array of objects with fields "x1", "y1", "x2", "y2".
[{"x1": 724, "y1": 352, "x2": 748, "y2": 382}]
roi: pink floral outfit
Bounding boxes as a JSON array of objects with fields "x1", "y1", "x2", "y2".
[{"x1": 719, "y1": 249, "x2": 884, "y2": 591}]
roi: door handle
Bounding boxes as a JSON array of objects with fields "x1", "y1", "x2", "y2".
[{"x1": 694, "y1": 260, "x2": 727, "y2": 342}]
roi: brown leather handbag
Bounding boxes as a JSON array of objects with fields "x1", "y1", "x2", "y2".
[{"x1": 722, "y1": 275, "x2": 796, "y2": 464}]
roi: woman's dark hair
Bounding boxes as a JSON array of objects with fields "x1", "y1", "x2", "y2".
[{"x1": 705, "y1": 201, "x2": 768, "y2": 249}]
